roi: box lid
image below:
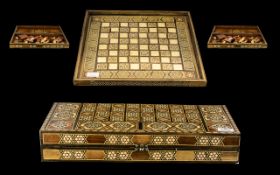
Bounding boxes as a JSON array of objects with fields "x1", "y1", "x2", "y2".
[{"x1": 40, "y1": 103, "x2": 240, "y2": 148}]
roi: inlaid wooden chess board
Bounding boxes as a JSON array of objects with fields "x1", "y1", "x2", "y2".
[
  {"x1": 74, "y1": 11, "x2": 206, "y2": 86},
  {"x1": 40, "y1": 103, "x2": 240, "y2": 163}
]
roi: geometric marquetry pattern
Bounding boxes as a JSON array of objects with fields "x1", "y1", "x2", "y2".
[
  {"x1": 149, "y1": 150, "x2": 176, "y2": 160},
  {"x1": 43, "y1": 103, "x2": 237, "y2": 134},
  {"x1": 195, "y1": 136, "x2": 224, "y2": 146},
  {"x1": 194, "y1": 151, "x2": 221, "y2": 161},
  {"x1": 80, "y1": 15, "x2": 198, "y2": 80},
  {"x1": 104, "y1": 150, "x2": 132, "y2": 160}
]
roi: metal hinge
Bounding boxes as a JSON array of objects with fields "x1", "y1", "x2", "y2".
[{"x1": 134, "y1": 144, "x2": 149, "y2": 151}]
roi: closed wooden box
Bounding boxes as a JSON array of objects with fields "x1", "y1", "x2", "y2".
[
  {"x1": 73, "y1": 10, "x2": 207, "y2": 86},
  {"x1": 208, "y1": 25, "x2": 267, "y2": 48},
  {"x1": 40, "y1": 103, "x2": 240, "y2": 163},
  {"x1": 10, "y1": 25, "x2": 69, "y2": 48}
]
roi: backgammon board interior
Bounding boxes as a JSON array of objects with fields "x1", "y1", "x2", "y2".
[
  {"x1": 74, "y1": 10, "x2": 206, "y2": 86},
  {"x1": 40, "y1": 103, "x2": 240, "y2": 163}
]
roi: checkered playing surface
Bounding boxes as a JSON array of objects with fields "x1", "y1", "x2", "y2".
[{"x1": 96, "y1": 21, "x2": 184, "y2": 71}]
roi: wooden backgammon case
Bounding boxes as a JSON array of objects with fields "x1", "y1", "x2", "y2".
[
  {"x1": 9, "y1": 25, "x2": 69, "y2": 48},
  {"x1": 207, "y1": 25, "x2": 267, "y2": 48},
  {"x1": 73, "y1": 10, "x2": 207, "y2": 86},
  {"x1": 40, "y1": 103, "x2": 240, "y2": 163}
]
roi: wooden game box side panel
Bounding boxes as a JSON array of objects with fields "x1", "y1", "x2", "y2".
[
  {"x1": 73, "y1": 10, "x2": 207, "y2": 87},
  {"x1": 41, "y1": 148, "x2": 239, "y2": 163},
  {"x1": 9, "y1": 25, "x2": 69, "y2": 48},
  {"x1": 207, "y1": 25, "x2": 267, "y2": 48},
  {"x1": 73, "y1": 79, "x2": 207, "y2": 87},
  {"x1": 41, "y1": 132, "x2": 240, "y2": 148}
]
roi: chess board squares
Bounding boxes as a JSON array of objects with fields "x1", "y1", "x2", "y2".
[
  {"x1": 149, "y1": 28, "x2": 157, "y2": 33},
  {"x1": 110, "y1": 38, "x2": 118, "y2": 44},
  {"x1": 171, "y1": 57, "x2": 182, "y2": 63},
  {"x1": 130, "y1": 28, "x2": 138, "y2": 32},
  {"x1": 157, "y1": 23, "x2": 166, "y2": 27},
  {"x1": 161, "y1": 64, "x2": 173, "y2": 70},
  {"x1": 101, "y1": 23, "x2": 110, "y2": 27},
  {"x1": 169, "y1": 44, "x2": 180, "y2": 50},
  {"x1": 158, "y1": 28, "x2": 167, "y2": 33},
  {"x1": 109, "y1": 50, "x2": 118, "y2": 56},
  {"x1": 119, "y1": 50, "x2": 129, "y2": 57},
  {"x1": 110, "y1": 28, "x2": 119, "y2": 32},
  {"x1": 173, "y1": 64, "x2": 183, "y2": 70},
  {"x1": 96, "y1": 63, "x2": 107, "y2": 70},
  {"x1": 152, "y1": 63, "x2": 161, "y2": 70},
  {"x1": 130, "y1": 50, "x2": 139, "y2": 56},
  {"x1": 148, "y1": 23, "x2": 157, "y2": 27},
  {"x1": 161, "y1": 57, "x2": 170, "y2": 63},
  {"x1": 108, "y1": 31, "x2": 118, "y2": 38},
  {"x1": 120, "y1": 23, "x2": 128, "y2": 27},
  {"x1": 150, "y1": 39, "x2": 158, "y2": 44},
  {"x1": 129, "y1": 57, "x2": 139, "y2": 63},
  {"x1": 148, "y1": 33, "x2": 158, "y2": 39},
  {"x1": 139, "y1": 23, "x2": 147, "y2": 27},
  {"x1": 119, "y1": 56, "x2": 128, "y2": 62},
  {"x1": 108, "y1": 63, "x2": 118, "y2": 70},
  {"x1": 160, "y1": 51, "x2": 170, "y2": 57},
  {"x1": 119, "y1": 44, "x2": 128, "y2": 50},
  {"x1": 129, "y1": 23, "x2": 138, "y2": 27},
  {"x1": 158, "y1": 33, "x2": 167, "y2": 38},
  {"x1": 120, "y1": 27, "x2": 129, "y2": 32},
  {"x1": 97, "y1": 57, "x2": 107, "y2": 63},
  {"x1": 109, "y1": 44, "x2": 118, "y2": 50},
  {"x1": 139, "y1": 39, "x2": 149, "y2": 44},
  {"x1": 120, "y1": 39, "x2": 129, "y2": 44},
  {"x1": 130, "y1": 39, "x2": 138, "y2": 44},
  {"x1": 140, "y1": 63, "x2": 151, "y2": 70},
  {"x1": 171, "y1": 51, "x2": 180, "y2": 57},
  {"x1": 108, "y1": 57, "x2": 118, "y2": 63},
  {"x1": 140, "y1": 45, "x2": 148, "y2": 50},
  {"x1": 119, "y1": 63, "x2": 129, "y2": 70},
  {"x1": 139, "y1": 50, "x2": 149, "y2": 57},
  {"x1": 98, "y1": 50, "x2": 108, "y2": 56},
  {"x1": 120, "y1": 33, "x2": 128, "y2": 38},
  {"x1": 150, "y1": 57, "x2": 160, "y2": 63},
  {"x1": 159, "y1": 38, "x2": 169, "y2": 44},
  {"x1": 141, "y1": 104, "x2": 155, "y2": 113},
  {"x1": 139, "y1": 28, "x2": 148, "y2": 33},
  {"x1": 139, "y1": 33, "x2": 148, "y2": 38},
  {"x1": 130, "y1": 63, "x2": 140, "y2": 70},
  {"x1": 150, "y1": 51, "x2": 159, "y2": 56},
  {"x1": 160, "y1": 45, "x2": 168, "y2": 50},
  {"x1": 127, "y1": 104, "x2": 141, "y2": 112},
  {"x1": 168, "y1": 33, "x2": 178, "y2": 39},
  {"x1": 110, "y1": 22, "x2": 119, "y2": 27}
]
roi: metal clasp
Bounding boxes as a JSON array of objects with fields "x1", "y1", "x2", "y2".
[{"x1": 134, "y1": 144, "x2": 149, "y2": 151}]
